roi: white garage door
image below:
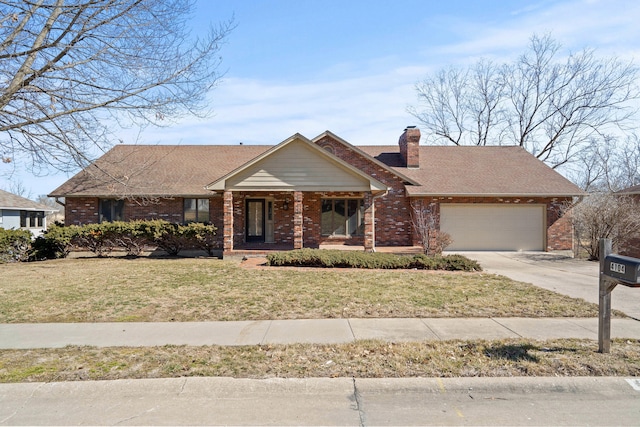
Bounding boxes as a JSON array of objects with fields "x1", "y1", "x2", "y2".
[{"x1": 440, "y1": 204, "x2": 545, "y2": 251}]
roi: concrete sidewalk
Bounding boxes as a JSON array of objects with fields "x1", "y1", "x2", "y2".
[{"x1": 3, "y1": 317, "x2": 640, "y2": 349}]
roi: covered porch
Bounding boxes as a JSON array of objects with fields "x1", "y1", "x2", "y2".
[
  {"x1": 219, "y1": 190, "x2": 381, "y2": 258},
  {"x1": 204, "y1": 134, "x2": 390, "y2": 259}
]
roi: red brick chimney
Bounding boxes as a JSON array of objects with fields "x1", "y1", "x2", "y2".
[{"x1": 399, "y1": 126, "x2": 420, "y2": 168}]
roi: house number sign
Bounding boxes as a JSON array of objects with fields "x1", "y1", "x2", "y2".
[{"x1": 609, "y1": 262, "x2": 626, "y2": 275}]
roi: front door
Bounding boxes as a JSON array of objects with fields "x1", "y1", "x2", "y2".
[{"x1": 246, "y1": 199, "x2": 265, "y2": 243}]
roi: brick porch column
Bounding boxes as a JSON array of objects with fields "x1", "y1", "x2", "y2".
[
  {"x1": 223, "y1": 191, "x2": 234, "y2": 254},
  {"x1": 293, "y1": 191, "x2": 303, "y2": 249},
  {"x1": 364, "y1": 192, "x2": 375, "y2": 252}
]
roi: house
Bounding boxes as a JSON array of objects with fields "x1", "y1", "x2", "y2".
[
  {"x1": 49, "y1": 127, "x2": 583, "y2": 256},
  {"x1": 0, "y1": 189, "x2": 58, "y2": 237},
  {"x1": 617, "y1": 185, "x2": 640, "y2": 259}
]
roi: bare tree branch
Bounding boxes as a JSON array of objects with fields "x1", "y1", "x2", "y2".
[
  {"x1": 410, "y1": 34, "x2": 640, "y2": 171},
  {"x1": 0, "y1": 0, "x2": 233, "y2": 174}
]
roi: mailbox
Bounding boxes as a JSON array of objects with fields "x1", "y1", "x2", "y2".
[{"x1": 603, "y1": 254, "x2": 640, "y2": 286}]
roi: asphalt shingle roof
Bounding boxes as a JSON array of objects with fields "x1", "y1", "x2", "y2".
[
  {"x1": 0, "y1": 189, "x2": 57, "y2": 211},
  {"x1": 49, "y1": 142, "x2": 583, "y2": 198},
  {"x1": 360, "y1": 145, "x2": 583, "y2": 196},
  {"x1": 50, "y1": 145, "x2": 270, "y2": 197}
]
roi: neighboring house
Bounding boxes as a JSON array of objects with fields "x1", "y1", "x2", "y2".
[
  {"x1": 0, "y1": 189, "x2": 58, "y2": 237},
  {"x1": 617, "y1": 185, "x2": 640, "y2": 259},
  {"x1": 49, "y1": 127, "x2": 583, "y2": 256}
]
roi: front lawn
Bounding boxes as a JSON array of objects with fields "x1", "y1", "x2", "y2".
[{"x1": 0, "y1": 257, "x2": 602, "y2": 323}]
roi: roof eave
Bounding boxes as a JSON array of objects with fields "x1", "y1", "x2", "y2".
[{"x1": 0, "y1": 206, "x2": 58, "y2": 212}]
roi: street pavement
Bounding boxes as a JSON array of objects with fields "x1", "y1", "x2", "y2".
[
  {"x1": 2, "y1": 251, "x2": 640, "y2": 425},
  {"x1": 1, "y1": 376, "x2": 639, "y2": 425}
]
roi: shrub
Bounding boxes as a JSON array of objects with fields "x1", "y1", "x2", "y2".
[
  {"x1": 72, "y1": 223, "x2": 114, "y2": 256},
  {"x1": 144, "y1": 221, "x2": 185, "y2": 255},
  {"x1": 0, "y1": 228, "x2": 32, "y2": 263},
  {"x1": 266, "y1": 249, "x2": 481, "y2": 272},
  {"x1": 569, "y1": 192, "x2": 640, "y2": 260},
  {"x1": 183, "y1": 222, "x2": 218, "y2": 256},
  {"x1": 137, "y1": 220, "x2": 215, "y2": 256},
  {"x1": 42, "y1": 220, "x2": 218, "y2": 258},
  {"x1": 106, "y1": 221, "x2": 149, "y2": 256},
  {"x1": 30, "y1": 223, "x2": 79, "y2": 260},
  {"x1": 410, "y1": 200, "x2": 453, "y2": 255}
]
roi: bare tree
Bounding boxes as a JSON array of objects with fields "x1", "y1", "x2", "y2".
[
  {"x1": 570, "y1": 192, "x2": 640, "y2": 260},
  {"x1": 410, "y1": 34, "x2": 639, "y2": 170},
  {"x1": 566, "y1": 133, "x2": 640, "y2": 191},
  {"x1": 2, "y1": 179, "x2": 30, "y2": 197},
  {"x1": 0, "y1": 0, "x2": 233, "y2": 174},
  {"x1": 410, "y1": 200, "x2": 452, "y2": 256},
  {"x1": 613, "y1": 134, "x2": 640, "y2": 189}
]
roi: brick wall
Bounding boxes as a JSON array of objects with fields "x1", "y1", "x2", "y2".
[
  {"x1": 230, "y1": 191, "x2": 295, "y2": 247},
  {"x1": 65, "y1": 197, "x2": 100, "y2": 225},
  {"x1": 315, "y1": 135, "x2": 414, "y2": 246},
  {"x1": 126, "y1": 198, "x2": 184, "y2": 223},
  {"x1": 65, "y1": 196, "x2": 226, "y2": 247}
]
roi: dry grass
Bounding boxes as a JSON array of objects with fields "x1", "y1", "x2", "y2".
[
  {"x1": 0, "y1": 257, "x2": 605, "y2": 323},
  {"x1": 1, "y1": 339, "x2": 639, "y2": 383},
  {"x1": 1, "y1": 256, "x2": 636, "y2": 384}
]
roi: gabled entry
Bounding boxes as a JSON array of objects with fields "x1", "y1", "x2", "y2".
[{"x1": 208, "y1": 133, "x2": 390, "y2": 255}]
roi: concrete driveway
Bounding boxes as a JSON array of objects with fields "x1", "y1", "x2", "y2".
[{"x1": 455, "y1": 252, "x2": 640, "y2": 320}]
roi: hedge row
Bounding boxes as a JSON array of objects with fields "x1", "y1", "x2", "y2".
[
  {"x1": 10, "y1": 220, "x2": 218, "y2": 262},
  {"x1": 266, "y1": 249, "x2": 482, "y2": 271}
]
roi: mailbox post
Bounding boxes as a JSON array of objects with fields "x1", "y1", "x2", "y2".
[{"x1": 598, "y1": 238, "x2": 640, "y2": 353}]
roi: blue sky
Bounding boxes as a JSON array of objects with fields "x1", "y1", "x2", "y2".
[{"x1": 3, "y1": 0, "x2": 640, "y2": 198}]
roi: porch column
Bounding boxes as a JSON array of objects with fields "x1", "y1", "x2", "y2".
[
  {"x1": 293, "y1": 191, "x2": 303, "y2": 249},
  {"x1": 223, "y1": 191, "x2": 234, "y2": 254},
  {"x1": 364, "y1": 192, "x2": 375, "y2": 252}
]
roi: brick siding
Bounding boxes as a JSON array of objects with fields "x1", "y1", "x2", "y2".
[
  {"x1": 65, "y1": 196, "x2": 226, "y2": 248},
  {"x1": 315, "y1": 135, "x2": 413, "y2": 246}
]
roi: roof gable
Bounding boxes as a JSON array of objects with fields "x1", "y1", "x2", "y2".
[
  {"x1": 312, "y1": 131, "x2": 419, "y2": 185},
  {"x1": 207, "y1": 134, "x2": 388, "y2": 192}
]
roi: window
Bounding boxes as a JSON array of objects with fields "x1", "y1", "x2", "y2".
[
  {"x1": 99, "y1": 199, "x2": 124, "y2": 222},
  {"x1": 184, "y1": 198, "x2": 210, "y2": 223},
  {"x1": 20, "y1": 210, "x2": 44, "y2": 228},
  {"x1": 321, "y1": 199, "x2": 364, "y2": 236}
]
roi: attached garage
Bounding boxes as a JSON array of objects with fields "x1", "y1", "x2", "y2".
[{"x1": 440, "y1": 204, "x2": 545, "y2": 251}]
